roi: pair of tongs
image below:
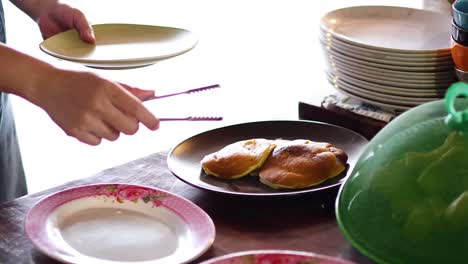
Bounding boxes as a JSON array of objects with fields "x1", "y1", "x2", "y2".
[{"x1": 140, "y1": 84, "x2": 222, "y2": 121}]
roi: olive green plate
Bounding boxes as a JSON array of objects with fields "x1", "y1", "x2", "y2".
[{"x1": 40, "y1": 24, "x2": 198, "y2": 64}]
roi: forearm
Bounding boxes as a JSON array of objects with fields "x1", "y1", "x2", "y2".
[
  {"x1": 9, "y1": 0, "x2": 58, "y2": 21},
  {"x1": 0, "y1": 43, "x2": 58, "y2": 103}
]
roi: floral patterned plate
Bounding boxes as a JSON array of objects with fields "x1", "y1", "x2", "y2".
[
  {"x1": 200, "y1": 250, "x2": 356, "y2": 264},
  {"x1": 25, "y1": 183, "x2": 215, "y2": 264}
]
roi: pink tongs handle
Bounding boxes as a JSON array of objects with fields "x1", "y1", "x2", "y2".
[
  {"x1": 159, "y1": 116, "x2": 223, "y2": 121},
  {"x1": 142, "y1": 84, "x2": 221, "y2": 101}
]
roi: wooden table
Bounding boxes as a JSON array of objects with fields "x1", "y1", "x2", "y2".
[{"x1": 0, "y1": 149, "x2": 375, "y2": 264}]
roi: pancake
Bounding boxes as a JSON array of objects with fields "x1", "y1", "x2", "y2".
[
  {"x1": 258, "y1": 140, "x2": 348, "y2": 189},
  {"x1": 201, "y1": 138, "x2": 276, "y2": 179}
]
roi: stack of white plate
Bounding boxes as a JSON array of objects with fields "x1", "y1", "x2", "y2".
[
  {"x1": 40, "y1": 24, "x2": 198, "y2": 69},
  {"x1": 320, "y1": 6, "x2": 457, "y2": 112}
]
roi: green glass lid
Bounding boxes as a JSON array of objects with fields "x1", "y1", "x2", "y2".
[{"x1": 336, "y1": 82, "x2": 468, "y2": 264}]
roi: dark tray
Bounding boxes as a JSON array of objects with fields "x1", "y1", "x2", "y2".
[{"x1": 298, "y1": 101, "x2": 387, "y2": 140}]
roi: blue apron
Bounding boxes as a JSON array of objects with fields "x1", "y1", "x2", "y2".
[{"x1": 0, "y1": 0, "x2": 28, "y2": 202}]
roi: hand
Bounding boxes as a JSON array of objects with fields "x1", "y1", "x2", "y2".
[
  {"x1": 118, "y1": 83, "x2": 155, "y2": 101},
  {"x1": 33, "y1": 69, "x2": 159, "y2": 145},
  {"x1": 37, "y1": 2, "x2": 95, "y2": 43}
]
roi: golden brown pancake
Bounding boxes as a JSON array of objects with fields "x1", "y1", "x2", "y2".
[
  {"x1": 201, "y1": 138, "x2": 276, "y2": 179},
  {"x1": 258, "y1": 140, "x2": 348, "y2": 189}
]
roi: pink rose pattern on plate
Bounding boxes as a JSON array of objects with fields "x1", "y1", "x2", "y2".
[
  {"x1": 254, "y1": 254, "x2": 319, "y2": 264},
  {"x1": 218, "y1": 254, "x2": 319, "y2": 264},
  {"x1": 95, "y1": 184, "x2": 166, "y2": 206},
  {"x1": 202, "y1": 251, "x2": 355, "y2": 264}
]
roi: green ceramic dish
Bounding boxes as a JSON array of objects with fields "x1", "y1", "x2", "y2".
[{"x1": 336, "y1": 82, "x2": 468, "y2": 263}]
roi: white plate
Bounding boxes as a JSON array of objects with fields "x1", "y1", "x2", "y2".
[
  {"x1": 325, "y1": 68, "x2": 447, "y2": 97},
  {"x1": 323, "y1": 50, "x2": 456, "y2": 78},
  {"x1": 324, "y1": 47, "x2": 454, "y2": 72},
  {"x1": 327, "y1": 71, "x2": 440, "y2": 104},
  {"x1": 325, "y1": 73, "x2": 412, "y2": 111},
  {"x1": 325, "y1": 59, "x2": 456, "y2": 86},
  {"x1": 68, "y1": 57, "x2": 164, "y2": 70},
  {"x1": 325, "y1": 62, "x2": 453, "y2": 89},
  {"x1": 200, "y1": 250, "x2": 356, "y2": 264},
  {"x1": 40, "y1": 24, "x2": 198, "y2": 63},
  {"x1": 326, "y1": 68, "x2": 448, "y2": 94},
  {"x1": 25, "y1": 183, "x2": 215, "y2": 264},
  {"x1": 319, "y1": 38, "x2": 454, "y2": 67},
  {"x1": 320, "y1": 6, "x2": 451, "y2": 53},
  {"x1": 319, "y1": 31, "x2": 452, "y2": 61}
]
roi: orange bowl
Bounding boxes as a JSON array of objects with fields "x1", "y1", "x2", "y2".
[
  {"x1": 451, "y1": 37, "x2": 468, "y2": 71},
  {"x1": 455, "y1": 66, "x2": 468, "y2": 82}
]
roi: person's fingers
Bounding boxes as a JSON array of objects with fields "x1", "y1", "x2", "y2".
[
  {"x1": 114, "y1": 97, "x2": 159, "y2": 131},
  {"x1": 72, "y1": 8, "x2": 95, "y2": 44},
  {"x1": 91, "y1": 120, "x2": 120, "y2": 141},
  {"x1": 74, "y1": 131, "x2": 102, "y2": 146},
  {"x1": 38, "y1": 19, "x2": 62, "y2": 40},
  {"x1": 102, "y1": 106, "x2": 141, "y2": 135},
  {"x1": 111, "y1": 84, "x2": 160, "y2": 131},
  {"x1": 118, "y1": 82, "x2": 155, "y2": 101},
  {"x1": 135, "y1": 105, "x2": 160, "y2": 131}
]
